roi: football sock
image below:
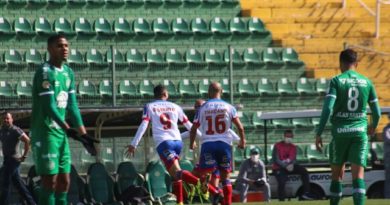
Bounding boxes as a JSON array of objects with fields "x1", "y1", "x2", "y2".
[
  {"x1": 39, "y1": 187, "x2": 55, "y2": 205},
  {"x1": 330, "y1": 180, "x2": 342, "y2": 205},
  {"x1": 176, "y1": 170, "x2": 199, "y2": 185},
  {"x1": 55, "y1": 192, "x2": 67, "y2": 205},
  {"x1": 173, "y1": 180, "x2": 183, "y2": 204},
  {"x1": 352, "y1": 178, "x2": 366, "y2": 205},
  {"x1": 222, "y1": 179, "x2": 232, "y2": 205}
]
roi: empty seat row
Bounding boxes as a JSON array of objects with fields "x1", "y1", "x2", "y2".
[
  {"x1": 0, "y1": 16, "x2": 270, "y2": 39},
  {"x1": 0, "y1": 47, "x2": 303, "y2": 71}
]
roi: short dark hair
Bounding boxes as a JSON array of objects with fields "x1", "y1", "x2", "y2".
[
  {"x1": 284, "y1": 129, "x2": 293, "y2": 135},
  {"x1": 154, "y1": 84, "x2": 167, "y2": 98},
  {"x1": 47, "y1": 34, "x2": 66, "y2": 46},
  {"x1": 340, "y1": 49, "x2": 357, "y2": 64}
]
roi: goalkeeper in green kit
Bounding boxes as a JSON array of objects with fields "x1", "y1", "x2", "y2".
[
  {"x1": 315, "y1": 49, "x2": 381, "y2": 205},
  {"x1": 31, "y1": 35, "x2": 99, "y2": 205}
]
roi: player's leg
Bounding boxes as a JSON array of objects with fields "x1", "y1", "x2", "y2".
[
  {"x1": 54, "y1": 135, "x2": 71, "y2": 205},
  {"x1": 329, "y1": 137, "x2": 349, "y2": 205},
  {"x1": 349, "y1": 136, "x2": 369, "y2": 205},
  {"x1": 216, "y1": 141, "x2": 233, "y2": 205},
  {"x1": 40, "y1": 175, "x2": 57, "y2": 205}
]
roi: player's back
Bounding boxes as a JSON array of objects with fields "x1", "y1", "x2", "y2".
[
  {"x1": 330, "y1": 70, "x2": 377, "y2": 128},
  {"x1": 144, "y1": 100, "x2": 187, "y2": 146},
  {"x1": 195, "y1": 99, "x2": 237, "y2": 144}
]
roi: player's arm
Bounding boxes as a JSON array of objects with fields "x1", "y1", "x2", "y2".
[
  {"x1": 368, "y1": 83, "x2": 381, "y2": 135},
  {"x1": 127, "y1": 105, "x2": 150, "y2": 156},
  {"x1": 228, "y1": 129, "x2": 240, "y2": 142},
  {"x1": 189, "y1": 124, "x2": 198, "y2": 150},
  {"x1": 232, "y1": 117, "x2": 245, "y2": 148},
  {"x1": 66, "y1": 70, "x2": 86, "y2": 134}
]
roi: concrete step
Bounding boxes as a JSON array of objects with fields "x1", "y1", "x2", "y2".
[{"x1": 240, "y1": 0, "x2": 377, "y2": 9}]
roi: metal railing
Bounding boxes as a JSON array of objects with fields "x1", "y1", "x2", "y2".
[{"x1": 342, "y1": 0, "x2": 390, "y2": 38}]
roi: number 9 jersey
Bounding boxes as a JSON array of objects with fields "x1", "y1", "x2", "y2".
[{"x1": 193, "y1": 99, "x2": 238, "y2": 145}]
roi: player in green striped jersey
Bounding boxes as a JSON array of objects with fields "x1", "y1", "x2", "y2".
[{"x1": 315, "y1": 49, "x2": 381, "y2": 205}]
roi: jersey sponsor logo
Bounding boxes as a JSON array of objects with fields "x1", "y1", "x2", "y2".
[
  {"x1": 337, "y1": 126, "x2": 365, "y2": 133},
  {"x1": 335, "y1": 112, "x2": 366, "y2": 118},
  {"x1": 152, "y1": 107, "x2": 176, "y2": 113},
  {"x1": 42, "y1": 81, "x2": 50, "y2": 89},
  {"x1": 56, "y1": 91, "x2": 68, "y2": 108},
  {"x1": 339, "y1": 78, "x2": 368, "y2": 87}
]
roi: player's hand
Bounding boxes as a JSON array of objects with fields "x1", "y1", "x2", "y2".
[
  {"x1": 18, "y1": 156, "x2": 27, "y2": 162},
  {"x1": 315, "y1": 136, "x2": 323, "y2": 153},
  {"x1": 368, "y1": 127, "x2": 376, "y2": 138},
  {"x1": 67, "y1": 129, "x2": 100, "y2": 156},
  {"x1": 126, "y1": 145, "x2": 136, "y2": 158},
  {"x1": 189, "y1": 142, "x2": 195, "y2": 150},
  {"x1": 286, "y1": 164, "x2": 294, "y2": 172},
  {"x1": 237, "y1": 138, "x2": 246, "y2": 149},
  {"x1": 254, "y1": 179, "x2": 265, "y2": 187}
]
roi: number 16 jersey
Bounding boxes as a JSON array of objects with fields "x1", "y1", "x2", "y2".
[{"x1": 193, "y1": 99, "x2": 238, "y2": 144}]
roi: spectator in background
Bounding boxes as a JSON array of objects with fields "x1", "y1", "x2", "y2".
[
  {"x1": 383, "y1": 113, "x2": 390, "y2": 198},
  {"x1": 235, "y1": 147, "x2": 270, "y2": 202},
  {"x1": 272, "y1": 130, "x2": 313, "y2": 201}
]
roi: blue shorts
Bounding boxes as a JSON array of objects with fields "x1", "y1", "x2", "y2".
[
  {"x1": 156, "y1": 140, "x2": 183, "y2": 169},
  {"x1": 197, "y1": 141, "x2": 232, "y2": 173}
]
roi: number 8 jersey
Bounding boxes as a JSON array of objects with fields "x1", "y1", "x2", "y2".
[
  {"x1": 327, "y1": 70, "x2": 378, "y2": 136},
  {"x1": 193, "y1": 99, "x2": 238, "y2": 144}
]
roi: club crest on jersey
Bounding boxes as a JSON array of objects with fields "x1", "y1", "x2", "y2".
[{"x1": 42, "y1": 81, "x2": 50, "y2": 89}]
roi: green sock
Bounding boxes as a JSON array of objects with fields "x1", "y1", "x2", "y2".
[
  {"x1": 352, "y1": 178, "x2": 366, "y2": 205},
  {"x1": 329, "y1": 180, "x2": 342, "y2": 205},
  {"x1": 55, "y1": 192, "x2": 68, "y2": 205},
  {"x1": 39, "y1": 187, "x2": 55, "y2": 205}
]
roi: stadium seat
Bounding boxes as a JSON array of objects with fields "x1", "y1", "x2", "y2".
[
  {"x1": 78, "y1": 80, "x2": 97, "y2": 98},
  {"x1": 237, "y1": 111, "x2": 254, "y2": 130},
  {"x1": 178, "y1": 79, "x2": 198, "y2": 97},
  {"x1": 162, "y1": 79, "x2": 180, "y2": 99},
  {"x1": 113, "y1": 18, "x2": 133, "y2": 36},
  {"x1": 146, "y1": 48, "x2": 167, "y2": 70},
  {"x1": 67, "y1": 0, "x2": 86, "y2": 4},
  {"x1": 28, "y1": 0, "x2": 47, "y2": 4},
  {"x1": 86, "y1": 48, "x2": 107, "y2": 69},
  {"x1": 0, "y1": 81, "x2": 14, "y2": 101},
  {"x1": 33, "y1": 17, "x2": 54, "y2": 36},
  {"x1": 233, "y1": 147, "x2": 245, "y2": 168},
  {"x1": 106, "y1": 49, "x2": 128, "y2": 69},
  {"x1": 14, "y1": 17, "x2": 34, "y2": 35},
  {"x1": 238, "y1": 78, "x2": 258, "y2": 97},
  {"x1": 247, "y1": 17, "x2": 270, "y2": 36},
  {"x1": 86, "y1": 163, "x2": 122, "y2": 205},
  {"x1": 16, "y1": 80, "x2": 32, "y2": 98},
  {"x1": 0, "y1": 17, "x2": 14, "y2": 35},
  {"x1": 179, "y1": 159, "x2": 193, "y2": 171},
  {"x1": 306, "y1": 144, "x2": 327, "y2": 162},
  {"x1": 165, "y1": 48, "x2": 187, "y2": 70},
  {"x1": 101, "y1": 146, "x2": 115, "y2": 172},
  {"x1": 296, "y1": 77, "x2": 317, "y2": 96},
  {"x1": 53, "y1": 17, "x2": 75, "y2": 36},
  {"x1": 68, "y1": 165, "x2": 89, "y2": 205},
  {"x1": 139, "y1": 79, "x2": 155, "y2": 98},
  {"x1": 145, "y1": 161, "x2": 174, "y2": 203},
  {"x1": 210, "y1": 17, "x2": 230, "y2": 36},
  {"x1": 171, "y1": 18, "x2": 191, "y2": 36},
  {"x1": 74, "y1": 17, "x2": 94, "y2": 36},
  {"x1": 25, "y1": 49, "x2": 43, "y2": 70},
  {"x1": 7, "y1": 0, "x2": 27, "y2": 5},
  {"x1": 94, "y1": 18, "x2": 114, "y2": 36},
  {"x1": 276, "y1": 78, "x2": 299, "y2": 96},
  {"x1": 252, "y1": 111, "x2": 275, "y2": 131},
  {"x1": 263, "y1": 48, "x2": 284, "y2": 70},
  {"x1": 228, "y1": 17, "x2": 250, "y2": 35},
  {"x1": 220, "y1": 78, "x2": 234, "y2": 98},
  {"x1": 190, "y1": 17, "x2": 210, "y2": 35},
  {"x1": 48, "y1": 0, "x2": 67, "y2": 4},
  {"x1": 281, "y1": 48, "x2": 305, "y2": 69},
  {"x1": 198, "y1": 78, "x2": 210, "y2": 97},
  {"x1": 296, "y1": 144, "x2": 308, "y2": 163},
  {"x1": 292, "y1": 118, "x2": 313, "y2": 129},
  {"x1": 118, "y1": 80, "x2": 140, "y2": 99},
  {"x1": 202, "y1": 0, "x2": 219, "y2": 5},
  {"x1": 205, "y1": 48, "x2": 226, "y2": 69},
  {"x1": 4, "y1": 49, "x2": 25, "y2": 70},
  {"x1": 99, "y1": 80, "x2": 113, "y2": 99},
  {"x1": 152, "y1": 18, "x2": 171, "y2": 35},
  {"x1": 115, "y1": 162, "x2": 144, "y2": 199},
  {"x1": 223, "y1": 48, "x2": 245, "y2": 67},
  {"x1": 257, "y1": 78, "x2": 279, "y2": 97},
  {"x1": 243, "y1": 48, "x2": 264, "y2": 69},
  {"x1": 182, "y1": 0, "x2": 201, "y2": 5},
  {"x1": 126, "y1": 49, "x2": 147, "y2": 70},
  {"x1": 106, "y1": 0, "x2": 124, "y2": 4},
  {"x1": 272, "y1": 118, "x2": 293, "y2": 129},
  {"x1": 133, "y1": 18, "x2": 153, "y2": 35},
  {"x1": 184, "y1": 48, "x2": 207, "y2": 69},
  {"x1": 315, "y1": 78, "x2": 329, "y2": 96},
  {"x1": 67, "y1": 49, "x2": 88, "y2": 71}
]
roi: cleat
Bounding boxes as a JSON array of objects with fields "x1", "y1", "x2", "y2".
[
  {"x1": 187, "y1": 184, "x2": 196, "y2": 203},
  {"x1": 212, "y1": 192, "x2": 224, "y2": 205},
  {"x1": 198, "y1": 174, "x2": 210, "y2": 201}
]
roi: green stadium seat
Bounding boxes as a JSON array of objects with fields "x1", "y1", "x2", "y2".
[
  {"x1": 106, "y1": 0, "x2": 124, "y2": 4},
  {"x1": 144, "y1": 0, "x2": 163, "y2": 5},
  {"x1": 4, "y1": 49, "x2": 25, "y2": 70},
  {"x1": 86, "y1": 0, "x2": 105, "y2": 4},
  {"x1": 14, "y1": 17, "x2": 34, "y2": 35},
  {"x1": 178, "y1": 79, "x2": 198, "y2": 97},
  {"x1": 233, "y1": 147, "x2": 245, "y2": 168},
  {"x1": 184, "y1": 48, "x2": 207, "y2": 68},
  {"x1": 252, "y1": 111, "x2": 275, "y2": 130},
  {"x1": 86, "y1": 49, "x2": 107, "y2": 69},
  {"x1": 100, "y1": 146, "x2": 115, "y2": 172},
  {"x1": 125, "y1": 0, "x2": 143, "y2": 4},
  {"x1": 292, "y1": 118, "x2": 313, "y2": 129},
  {"x1": 247, "y1": 17, "x2": 270, "y2": 36},
  {"x1": 67, "y1": 49, "x2": 88, "y2": 71},
  {"x1": 7, "y1": 0, "x2": 27, "y2": 5},
  {"x1": 198, "y1": 78, "x2": 210, "y2": 97},
  {"x1": 106, "y1": 49, "x2": 128, "y2": 69},
  {"x1": 25, "y1": 49, "x2": 43, "y2": 70},
  {"x1": 152, "y1": 18, "x2": 171, "y2": 35},
  {"x1": 53, "y1": 17, "x2": 75, "y2": 35},
  {"x1": 139, "y1": 79, "x2": 155, "y2": 98},
  {"x1": 162, "y1": 79, "x2": 179, "y2": 99},
  {"x1": 305, "y1": 144, "x2": 327, "y2": 162},
  {"x1": 281, "y1": 48, "x2": 305, "y2": 69},
  {"x1": 98, "y1": 80, "x2": 113, "y2": 99},
  {"x1": 237, "y1": 111, "x2": 254, "y2": 130},
  {"x1": 276, "y1": 78, "x2": 299, "y2": 96},
  {"x1": 238, "y1": 78, "x2": 258, "y2": 97},
  {"x1": 133, "y1": 18, "x2": 153, "y2": 35},
  {"x1": 210, "y1": 17, "x2": 229, "y2": 35},
  {"x1": 126, "y1": 49, "x2": 147, "y2": 70},
  {"x1": 145, "y1": 161, "x2": 173, "y2": 202},
  {"x1": 28, "y1": 0, "x2": 47, "y2": 4},
  {"x1": 86, "y1": 163, "x2": 121, "y2": 205},
  {"x1": 190, "y1": 17, "x2": 210, "y2": 35},
  {"x1": 0, "y1": 17, "x2": 14, "y2": 35},
  {"x1": 74, "y1": 17, "x2": 94, "y2": 36},
  {"x1": 202, "y1": 0, "x2": 219, "y2": 5},
  {"x1": 223, "y1": 48, "x2": 245, "y2": 67},
  {"x1": 115, "y1": 162, "x2": 144, "y2": 199},
  {"x1": 16, "y1": 80, "x2": 32, "y2": 98},
  {"x1": 164, "y1": 0, "x2": 181, "y2": 4},
  {"x1": 296, "y1": 77, "x2": 317, "y2": 96},
  {"x1": 179, "y1": 159, "x2": 193, "y2": 171},
  {"x1": 78, "y1": 80, "x2": 97, "y2": 98},
  {"x1": 296, "y1": 144, "x2": 308, "y2": 163},
  {"x1": 146, "y1": 48, "x2": 167, "y2": 70},
  {"x1": 205, "y1": 48, "x2": 226, "y2": 68},
  {"x1": 48, "y1": 0, "x2": 67, "y2": 4},
  {"x1": 94, "y1": 18, "x2": 114, "y2": 36},
  {"x1": 272, "y1": 118, "x2": 293, "y2": 129},
  {"x1": 171, "y1": 18, "x2": 191, "y2": 36},
  {"x1": 0, "y1": 81, "x2": 14, "y2": 99},
  {"x1": 257, "y1": 78, "x2": 278, "y2": 97},
  {"x1": 228, "y1": 17, "x2": 250, "y2": 35},
  {"x1": 243, "y1": 48, "x2": 264, "y2": 68},
  {"x1": 220, "y1": 78, "x2": 234, "y2": 98},
  {"x1": 118, "y1": 80, "x2": 140, "y2": 99},
  {"x1": 263, "y1": 48, "x2": 284, "y2": 70},
  {"x1": 34, "y1": 17, "x2": 54, "y2": 36},
  {"x1": 165, "y1": 48, "x2": 187, "y2": 70},
  {"x1": 68, "y1": 165, "x2": 88, "y2": 205},
  {"x1": 315, "y1": 78, "x2": 329, "y2": 96},
  {"x1": 67, "y1": 0, "x2": 86, "y2": 4},
  {"x1": 113, "y1": 18, "x2": 133, "y2": 36},
  {"x1": 182, "y1": 0, "x2": 201, "y2": 5}
]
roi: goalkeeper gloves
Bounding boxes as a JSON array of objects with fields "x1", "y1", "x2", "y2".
[{"x1": 66, "y1": 129, "x2": 100, "y2": 156}]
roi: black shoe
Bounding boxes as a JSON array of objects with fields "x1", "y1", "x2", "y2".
[
  {"x1": 211, "y1": 192, "x2": 224, "y2": 205},
  {"x1": 301, "y1": 192, "x2": 316, "y2": 200}
]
